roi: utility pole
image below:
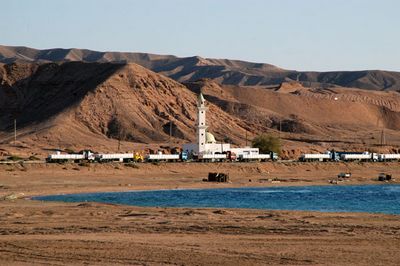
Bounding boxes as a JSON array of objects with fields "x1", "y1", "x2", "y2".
[
  {"x1": 117, "y1": 119, "x2": 121, "y2": 152},
  {"x1": 169, "y1": 121, "x2": 173, "y2": 148},
  {"x1": 245, "y1": 129, "x2": 248, "y2": 147},
  {"x1": 376, "y1": 117, "x2": 385, "y2": 147},
  {"x1": 14, "y1": 118, "x2": 17, "y2": 146}
]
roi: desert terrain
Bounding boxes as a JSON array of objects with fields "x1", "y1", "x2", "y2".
[
  {"x1": 1, "y1": 58, "x2": 400, "y2": 160},
  {"x1": 0, "y1": 162, "x2": 400, "y2": 265},
  {"x1": 1, "y1": 45, "x2": 400, "y2": 265}
]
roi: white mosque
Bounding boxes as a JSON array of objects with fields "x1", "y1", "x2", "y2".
[{"x1": 183, "y1": 92, "x2": 260, "y2": 156}]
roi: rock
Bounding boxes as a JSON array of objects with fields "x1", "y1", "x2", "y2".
[{"x1": 1, "y1": 193, "x2": 25, "y2": 201}]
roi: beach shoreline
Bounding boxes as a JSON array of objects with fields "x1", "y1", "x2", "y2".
[
  {"x1": 2, "y1": 161, "x2": 399, "y2": 197},
  {"x1": 1, "y1": 162, "x2": 400, "y2": 265}
]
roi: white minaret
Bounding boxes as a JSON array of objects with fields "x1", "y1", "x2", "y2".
[{"x1": 197, "y1": 92, "x2": 207, "y2": 154}]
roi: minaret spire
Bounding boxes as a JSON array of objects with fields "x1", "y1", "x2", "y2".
[
  {"x1": 198, "y1": 91, "x2": 205, "y2": 107},
  {"x1": 197, "y1": 91, "x2": 207, "y2": 154}
]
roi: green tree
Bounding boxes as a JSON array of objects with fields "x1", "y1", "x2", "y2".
[{"x1": 252, "y1": 134, "x2": 281, "y2": 154}]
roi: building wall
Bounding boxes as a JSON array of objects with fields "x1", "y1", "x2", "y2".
[
  {"x1": 230, "y1": 147, "x2": 259, "y2": 156},
  {"x1": 183, "y1": 143, "x2": 232, "y2": 155},
  {"x1": 204, "y1": 143, "x2": 231, "y2": 154}
]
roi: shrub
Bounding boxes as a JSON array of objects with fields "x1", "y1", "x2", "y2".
[
  {"x1": 252, "y1": 134, "x2": 281, "y2": 154},
  {"x1": 7, "y1": 155, "x2": 24, "y2": 161}
]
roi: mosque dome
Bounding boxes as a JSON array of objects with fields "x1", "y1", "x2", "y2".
[{"x1": 206, "y1": 132, "x2": 216, "y2": 143}]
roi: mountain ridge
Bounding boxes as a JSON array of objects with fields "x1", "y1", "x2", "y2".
[{"x1": 1, "y1": 45, "x2": 399, "y2": 91}]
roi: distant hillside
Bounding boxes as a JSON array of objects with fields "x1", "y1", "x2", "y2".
[
  {"x1": 0, "y1": 62, "x2": 249, "y2": 151},
  {"x1": 2, "y1": 61, "x2": 400, "y2": 158},
  {"x1": 1, "y1": 45, "x2": 399, "y2": 91}
]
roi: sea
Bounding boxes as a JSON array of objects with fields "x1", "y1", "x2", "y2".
[{"x1": 34, "y1": 184, "x2": 400, "y2": 215}]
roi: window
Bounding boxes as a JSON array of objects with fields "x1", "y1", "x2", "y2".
[{"x1": 201, "y1": 111, "x2": 204, "y2": 114}]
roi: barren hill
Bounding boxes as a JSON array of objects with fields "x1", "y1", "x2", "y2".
[
  {"x1": 1, "y1": 45, "x2": 400, "y2": 91},
  {"x1": 2, "y1": 44, "x2": 400, "y2": 158},
  {"x1": 0, "y1": 62, "x2": 249, "y2": 153},
  {"x1": 185, "y1": 79, "x2": 400, "y2": 157},
  {"x1": 2, "y1": 61, "x2": 400, "y2": 158}
]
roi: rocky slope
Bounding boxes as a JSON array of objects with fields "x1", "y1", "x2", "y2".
[
  {"x1": 2, "y1": 48, "x2": 400, "y2": 157},
  {"x1": 0, "y1": 62, "x2": 249, "y2": 153},
  {"x1": 1, "y1": 45, "x2": 400, "y2": 91},
  {"x1": 185, "y1": 79, "x2": 400, "y2": 157}
]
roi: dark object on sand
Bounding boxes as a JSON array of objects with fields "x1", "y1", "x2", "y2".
[
  {"x1": 338, "y1": 172, "x2": 351, "y2": 179},
  {"x1": 378, "y1": 173, "x2": 392, "y2": 181},
  {"x1": 206, "y1": 173, "x2": 229, "y2": 182}
]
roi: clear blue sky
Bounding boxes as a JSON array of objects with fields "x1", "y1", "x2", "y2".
[{"x1": 1, "y1": 0, "x2": 399, "y2": 71}]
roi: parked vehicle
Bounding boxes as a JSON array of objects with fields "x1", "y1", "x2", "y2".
[
  {"x1": 46, "y1": 151, "x2": 94, "y2": 163},
  {"x1": 238, "y1": 152, "x2": 278, "y2": 162},
  {"x1": 378, "y1": 154, "x2": 400, "y2": 161},
  {"x1": 337, "y1": 172, "x2": 351, "y2": 178},
  {"x1": 300, "y1": 152, "x2": 331, "y2": 162},
  {"x1": 145, "y1": 151, "x2": 188, "y2": 162},
  {"x1": 340, "y1": 152, "x2": 378, "y2": 162},
  {"x1": 226, "y1": 151, "x2": 237, "y2": 162},
  {"x1": 146, "y1": 153, "x2": 180, "y2": 162},
  {"x1": 133, "y1": 152, "x2": 144, "y2": 162},
  {"x1": 198, "y1": 153, "x2": 228, "y2": 162},
  {"x1": 378, "y1": 173, "x2": 392, "y2": 181},
  {"x1": 300, "y1": 151, "x2": 385, "y2": 162},
  {"x1": 96, "y1": 153, "x2": 134, "y2": 163}
]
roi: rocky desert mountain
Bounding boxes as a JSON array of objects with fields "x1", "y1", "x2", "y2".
[
  {"x1": 0, "y1": 62, "x2": 250, "y2": 153},
  {"x1": 1, "y1": 45, "x2": 400, "y2": 91},
  {"x1": 1, "y1": 45, "x2": 400, "y2": 158}
]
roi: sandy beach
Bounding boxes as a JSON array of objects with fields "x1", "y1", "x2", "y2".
[{"x1": 1, "y1": 162, "x2": 400, "y2": 265}]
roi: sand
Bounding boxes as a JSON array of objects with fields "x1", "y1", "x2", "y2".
[{"x1": 0, "y1": 162, "x2": 400, "y2": 265}]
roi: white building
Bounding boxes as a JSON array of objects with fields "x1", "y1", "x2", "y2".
[{"x1": 183, "y1": 92, "x2": 259, "y2": 156}]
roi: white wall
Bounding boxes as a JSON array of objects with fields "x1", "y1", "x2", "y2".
[
  {"x1": 230, "y1": 147, "x2": 259, "y2": 156},
  {"x1": 204, "y1": 143, "x2": 231, "y2": 154}
]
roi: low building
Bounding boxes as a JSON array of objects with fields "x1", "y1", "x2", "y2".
[{"x1": 183, "y1": 92, "x2": 260, "y2": 157}]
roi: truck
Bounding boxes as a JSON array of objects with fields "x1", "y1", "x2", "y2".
[
  {"x1": 133, "y1": 152, "x2": 144, "y2": 162},
  {"x1": 226, "y1": 151, "x2": 237, "y2": 161},
  {"x1": 96, "y1": 153, "x2": 134, "y2": 163},
  {"x1": 46, "y1": 151, "x2": 95, "y2": 163},
  {"x1": 238, "y1": 152, "x2": 278, "y2": 162},
  {"x1": 299, "y1": 152, "x2": 331, "y2": 162},
  {"x1": 340, "y1": 152, "x2": 378, "y2": 162},
  {"x1": 47, "y1": 152, "x2": 85, "y2": 162},
  {"x1": 146, "y1": 153, "x2": 180, "y2": 162},
  {"x1": 180, "y1": 151, "x2": 188, "y2": 161},
  {"x1": 198, "y1": 153, "x2": 227, "y2": 162},
  {"x1": 378, "y1": 154, "x2": 400, "y2": 162}
]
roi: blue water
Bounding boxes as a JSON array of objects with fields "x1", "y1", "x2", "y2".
[{"x1": 34, "y1": 185, "x2": 400, "y2": 215}]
